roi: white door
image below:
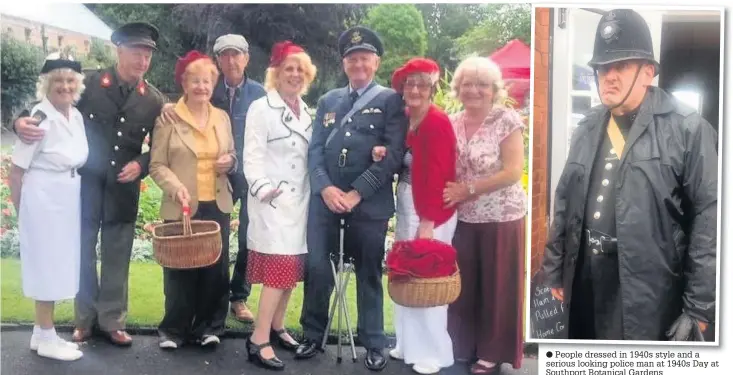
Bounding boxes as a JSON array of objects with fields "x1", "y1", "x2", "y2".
[{"x1": 547, "y1": 8, "x2": 662, "y2": 219}]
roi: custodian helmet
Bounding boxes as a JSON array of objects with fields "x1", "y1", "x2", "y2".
[{"x1": 587, "y1": 9, "x2": 659, "y2": 76}]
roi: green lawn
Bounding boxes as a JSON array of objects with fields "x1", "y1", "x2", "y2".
[{"x1": 0, "y1": 258, "x2": 395, "y2": 334}]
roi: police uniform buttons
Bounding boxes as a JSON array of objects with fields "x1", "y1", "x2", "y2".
[
  {"x1": 142, "y1": 128, "x2": 146, "y2": 132},
  {"x1": 120, "y1": 117, "x2": 125, "y2": 123},
  {"x1": 89, "y1": 114, "x2": 94, "y2": 119},
  {"x1": 118, "y1": 131, "x2": 122, "y2": 137},
  {"x1": 346, "y1": 132, "x2": 351, "y2": 137},
  {"x1": 114, "y1": 145, "x2": 119, "y2": 151},
  {"x1": 111, "y1": 161, "x2": 116, "y2": 166},
  {"x1": 594, "y1": 212, "x2": 601, "y2": 219},
  {"x1": 602, "y1": 179, "x2": 609, "y2": 187},
  {"x1": 347, "y1": 118, "x2": 352, "y2": 123},
  {"x1": 342, "y1": 148, "x2": 348, "y2": 153},
  {"x1": 369, "y1": 124, "x2": 374, "y2": 129},
  {"x1": 605, "y1": 163, "x2": 613, "y2": 170},
  {"x1": 597, "y1": 195, "x2": 603, "y2": 203},
  {"x1": 593, "y1": 248, "x2": 599, "y2": 255}
]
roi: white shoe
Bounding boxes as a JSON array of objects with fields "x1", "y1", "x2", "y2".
[
  {"x1": 36, "y1": 339, "x2": 83, "y2": 361},
  {"x1": 389, "y1": 348, "x2": 404, "y2": 360},
  {"x1": 159, "y1": 340, "x2": 178, "y2": 349},
  {"x1": 412, "y1": 363, "x2": 440, "y2": 375},
  {"x1": 201, "y1": 335, "x2": 220, "y2": 346},
  {"x1": 30, "y1": 334, "x2": 79, "y2": 351}
]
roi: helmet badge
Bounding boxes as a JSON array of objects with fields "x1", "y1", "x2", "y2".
[{"x1": 600, "y1": 21, "x2": 619, "y2": 44}]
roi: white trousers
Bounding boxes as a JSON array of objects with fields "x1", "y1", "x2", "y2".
[{"x1": 392, "y1": 181, "x2": 456, "y2": 369}]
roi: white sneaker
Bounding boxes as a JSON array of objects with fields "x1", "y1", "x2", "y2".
[
  {"x1": 389, "y1": 348, "x2": 404, "y2": 360},
  {"x1": 36, "y1": 339, "x2": 83, "y2": 361},
  {"x1": 201, "y1": 335, "x2": 220, "y2": 346},
  {"x1": 159, "y1": 340, "x2": 178, "y2": 349},
  {"x1": 30, "y1": 334, "x2": 79, "y2": 351},
  {"x1": 412, "y1": 363, "x2": 440, "y2": 375}
]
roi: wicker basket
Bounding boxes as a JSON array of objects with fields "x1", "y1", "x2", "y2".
[
  {"x1": 151, "y1": 209, "x2": 222, "y2": 269},
  {"x1": 388, "y1": 270, "x2": 461, "y2": 308}
]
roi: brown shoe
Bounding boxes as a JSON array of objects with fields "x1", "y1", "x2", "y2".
[
  {"x1": 230, "y1": 301, "x2": 255, "y2": 322},
  {"x1": 71, "y1": 328, "x2": 91, "y2": 343},
  {"x1": 105, "y1": 330, "x2": 132, "y2": 346}
]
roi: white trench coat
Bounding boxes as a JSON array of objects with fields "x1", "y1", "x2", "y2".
[{"x1": 243, "y1": 90, "x2": 312, "y2": 256}]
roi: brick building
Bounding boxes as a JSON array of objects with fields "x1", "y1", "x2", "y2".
[
  {"x1": 1, "y1": 3, "x2": 114, "y2": 58},
  {"x1": 530, "y1": 7, "x2": 721, "y2": 277}
]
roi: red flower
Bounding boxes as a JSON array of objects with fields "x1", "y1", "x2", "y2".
[
  {"x1": 140, "y1": 180, "x2": 148, "y2": 192},
  {"x1": 385, "y1": 239, "x2": 457, "y2": 281},
  {"x1": 2, "y1": 208, "x2": 12, "y2": 217}
]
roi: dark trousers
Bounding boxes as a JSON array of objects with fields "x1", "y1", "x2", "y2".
[
  {"x1": 300, "y1": 197, "x2": 388, "y2": 350},
  {"x1": 158, "y1": 201, "x2": 231, "y2": 343},
  {"x1": 229, "y1": 197, "x2": 251, "y2": 302},
  {"x1": 75, "y1": 174, "x2": 136, "y2": 332}
]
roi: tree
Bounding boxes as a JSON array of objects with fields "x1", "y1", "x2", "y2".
[
  {"x1": 1, "y1": 35, "x2": 45, "y2": 129},
  {"x1": 455, "y1": 4, "x2": 531, "y2": 58},
  {"x1": 363, "y1": 4, "x2": 428, "y2": 85}
]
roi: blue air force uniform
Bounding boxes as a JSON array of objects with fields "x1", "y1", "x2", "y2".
[{"x1": 299, "y1": 27, "x2": 408, "y2": 362}]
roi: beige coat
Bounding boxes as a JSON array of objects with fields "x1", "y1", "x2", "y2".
[{"x1": 149, "y1": 99, "x2": 236, "y2": 220}]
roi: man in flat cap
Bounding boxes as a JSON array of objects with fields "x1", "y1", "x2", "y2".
[
  {"x1": 158, "y1": 34, "x2": 266, "y2": 322},
  {"x1": 296, "y1": 26, "x2": 407, "y2": 371},
  {"x1": 541, "y1": 9, "x2": 717, "y2": 341},
  {"x1": 14, "y1": 21, "x2": 168, "y2": 346}
]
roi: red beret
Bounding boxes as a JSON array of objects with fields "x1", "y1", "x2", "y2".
[
  {"x1": 175, "y1": 50, "x2": 213, "y2": 85},
  {"x1": 391, "y1": 57, "x2": 441, "y2": 93},
  {"x1": 269, "y1": 41, "x2": 305, "y2": 68}
]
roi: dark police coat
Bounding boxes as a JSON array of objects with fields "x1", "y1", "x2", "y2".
[
  {"x1": 77, "y1": 67, "x2": 167, "y2": 223},
  {"x1": 541, "y1": 87, "x2": 718, "y2": 340},
  {"x1": 308, "y1": 82, "x2": 407, "y2": 221}
]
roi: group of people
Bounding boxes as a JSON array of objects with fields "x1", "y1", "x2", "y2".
[{"x1": 10, "y1": 21, "x2": 527, "y2": 375}]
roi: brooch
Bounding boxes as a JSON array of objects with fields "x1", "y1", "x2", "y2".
[
  {"x1": 323, "y1": 112, "x2": 336, "y2": 128},
  {"x1": 101, "y1": 72, "x2": 112, "y2": 88},
  {"x1": 137, "y1": 81, "x2": 146, "y2": 96}
]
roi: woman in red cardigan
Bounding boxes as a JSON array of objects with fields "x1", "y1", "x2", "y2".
[{"x1": 374, "y1": 58, "x2": 457, "y2": 375}]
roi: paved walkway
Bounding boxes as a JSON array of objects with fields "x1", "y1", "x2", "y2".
[{"x1": 1, "y1": 329, "x2": 537, "y2": 375}]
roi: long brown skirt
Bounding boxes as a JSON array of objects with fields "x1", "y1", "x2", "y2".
[{"x1": 447, "y1": 218, "x2": 526, "y2": 369}]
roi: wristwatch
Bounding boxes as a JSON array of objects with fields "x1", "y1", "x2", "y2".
[{"x1": 468, "y1": 183, "x2": 476, "y2": 196}]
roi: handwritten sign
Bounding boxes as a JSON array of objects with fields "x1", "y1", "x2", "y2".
[{"x1": 529, "y1": 272, "x2": 568, "y2": 340}]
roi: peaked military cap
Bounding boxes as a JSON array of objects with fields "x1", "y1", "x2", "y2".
[
  {"x1": 588, "y1": 9, "x2": 659, "y2": 75},
  {"x1": 111, "y1": 22, "x2": 159, "y2": 50},
  {"x1": 338, "y1": 26, "x2": 384, "y2": 58}
]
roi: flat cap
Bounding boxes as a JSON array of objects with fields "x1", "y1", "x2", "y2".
[
  {"x1": 338, "y1": 26, "x2": 384, "y2": 58},
  {"x1": 111, "y1": 22, "x2": 159, "y2": 50},
  {"x1": 214, "y1": 34, "x2": 249, "y2": 55}
]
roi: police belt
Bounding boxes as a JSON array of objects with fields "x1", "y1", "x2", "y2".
[{"x1": 585, "y1": 228, "x2": 618, "y2": 255}]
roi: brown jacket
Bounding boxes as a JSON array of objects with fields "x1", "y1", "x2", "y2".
[{"x1": 149, "y1": 99, "x2": 236, "y2": 220}]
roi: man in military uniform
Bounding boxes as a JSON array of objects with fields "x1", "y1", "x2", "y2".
[
  {"x1": 541, "y1": 9, "x2": 717, "y2": 341},
  {"x1": 13, "y1": 22, "x2": 168, "y2": 346},
  {"x1": 296, "y1": 27, "x2": 407, "y2": 370}
]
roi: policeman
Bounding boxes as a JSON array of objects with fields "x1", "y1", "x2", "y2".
[
  {"x1": 13, "y1": 22, "x2": 167, "y2": 346},
  {"x1": 296, "y1": 26, "x2": 408, "y2": 370},
  {"x1": 540, "y1": 9, "x2": 717, "y2": 341}
]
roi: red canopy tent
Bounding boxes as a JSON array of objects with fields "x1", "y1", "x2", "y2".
[{"x1": 489, "y1": 39, "x2": 531, "y2": 108}]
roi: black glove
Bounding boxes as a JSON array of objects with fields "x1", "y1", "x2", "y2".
[{"x1": 666, "y1": 312, "x2": 705, "y2": 341}]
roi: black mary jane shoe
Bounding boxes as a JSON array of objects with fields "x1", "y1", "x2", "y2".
[
  {"x1": 365, "y1": 348, "x2": 387, "y2": 371},
  {"x1": 294, "y1": 338, "x2": 322, "y2": 359},
  {"x1": 246, "y1": 339, "x2": 285, "y2": 371},
  {"x1": 270, "y1": 328, "x2": 298, "y2": 352}
]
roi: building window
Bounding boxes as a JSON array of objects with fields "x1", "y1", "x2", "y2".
[
  {"x1": 25, "y1": 28, "x2": 31, "y2": 42},
  {"x1": 58, "y1": 35, "x2": 64, "y2": 47}
]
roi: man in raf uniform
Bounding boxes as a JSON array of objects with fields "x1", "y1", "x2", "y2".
[
  {"x1": 13, "y1": 22, "x2": 167, "y2": 346},
  {"x1": 541, "y1": 9, "x2": 717, "y2": 341},
  {"x1": 296, "y1": 27, "x2": 408, "y2": 370}
]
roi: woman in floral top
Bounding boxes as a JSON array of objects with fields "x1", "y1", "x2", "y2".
[{"x1": 443, "y1": 56, "x2": 527, "y2": 374}]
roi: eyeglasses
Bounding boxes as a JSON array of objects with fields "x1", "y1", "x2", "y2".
[
  {"x1": 460, "y1": 82, "x2": 492, "y2": 90},
  {"x1": 404, "y1": 81, "x2": 432, "y2": 91}
]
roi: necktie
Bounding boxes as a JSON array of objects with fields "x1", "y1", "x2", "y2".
[
  {"x1": 350, "y1": 90, "x2": 359, "y2": 106},
  {"x1": 228, "y1": 87, "x2": 236, "y2": 114}
]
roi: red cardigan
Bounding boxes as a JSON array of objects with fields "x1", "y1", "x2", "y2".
[{"x1": 406, "y1": 104, "x2": 457, "y2": 227}]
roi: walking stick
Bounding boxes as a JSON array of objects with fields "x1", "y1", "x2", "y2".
[{"x1": 321, "y1": 218, "x2": 358, "y2": 362}]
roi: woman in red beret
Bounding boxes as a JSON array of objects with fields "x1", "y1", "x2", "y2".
[
  {"x1": 242, "y1": 41, "x2": 317, "y2": 371},
  {"x1": 149, "y1": 50, "x2": 236, "y2": 350},
  {"x1": 374, "y1": 57, "x2": 457, "y2": 374}
]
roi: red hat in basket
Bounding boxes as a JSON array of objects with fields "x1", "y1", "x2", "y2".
[
  {"x1": 269, "y1": 40, "x2": 305, "y2": 68},
  {"x1": 391, "y1": 57, "x2": 441, "y2": 93},
  {"x1": 175, "y1": 50, "x2": 213, "y2": 85}
]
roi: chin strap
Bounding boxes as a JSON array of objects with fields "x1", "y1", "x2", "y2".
[{"x1": 594, "y1": 63, "x2": 643, "y2": 112}]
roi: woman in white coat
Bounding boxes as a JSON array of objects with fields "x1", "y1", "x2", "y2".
[
  {"x1": 243, "y1": 41, "x2": 317, "y2": 371},
  {"x1": 9, "y1": 53, "x2": 88, "y2": 361}
]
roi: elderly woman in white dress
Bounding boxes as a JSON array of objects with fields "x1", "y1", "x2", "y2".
[
  {"x1": 243, "y1": 41, "x2": 317, "y2": 371},
  {"x1": 9, "y1": 53, "x2": 88, "y2": 361}
]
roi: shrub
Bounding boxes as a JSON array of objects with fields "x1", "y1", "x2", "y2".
[{"x1": 1, "y1": 35, "x2": 45, "y2": 129}]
